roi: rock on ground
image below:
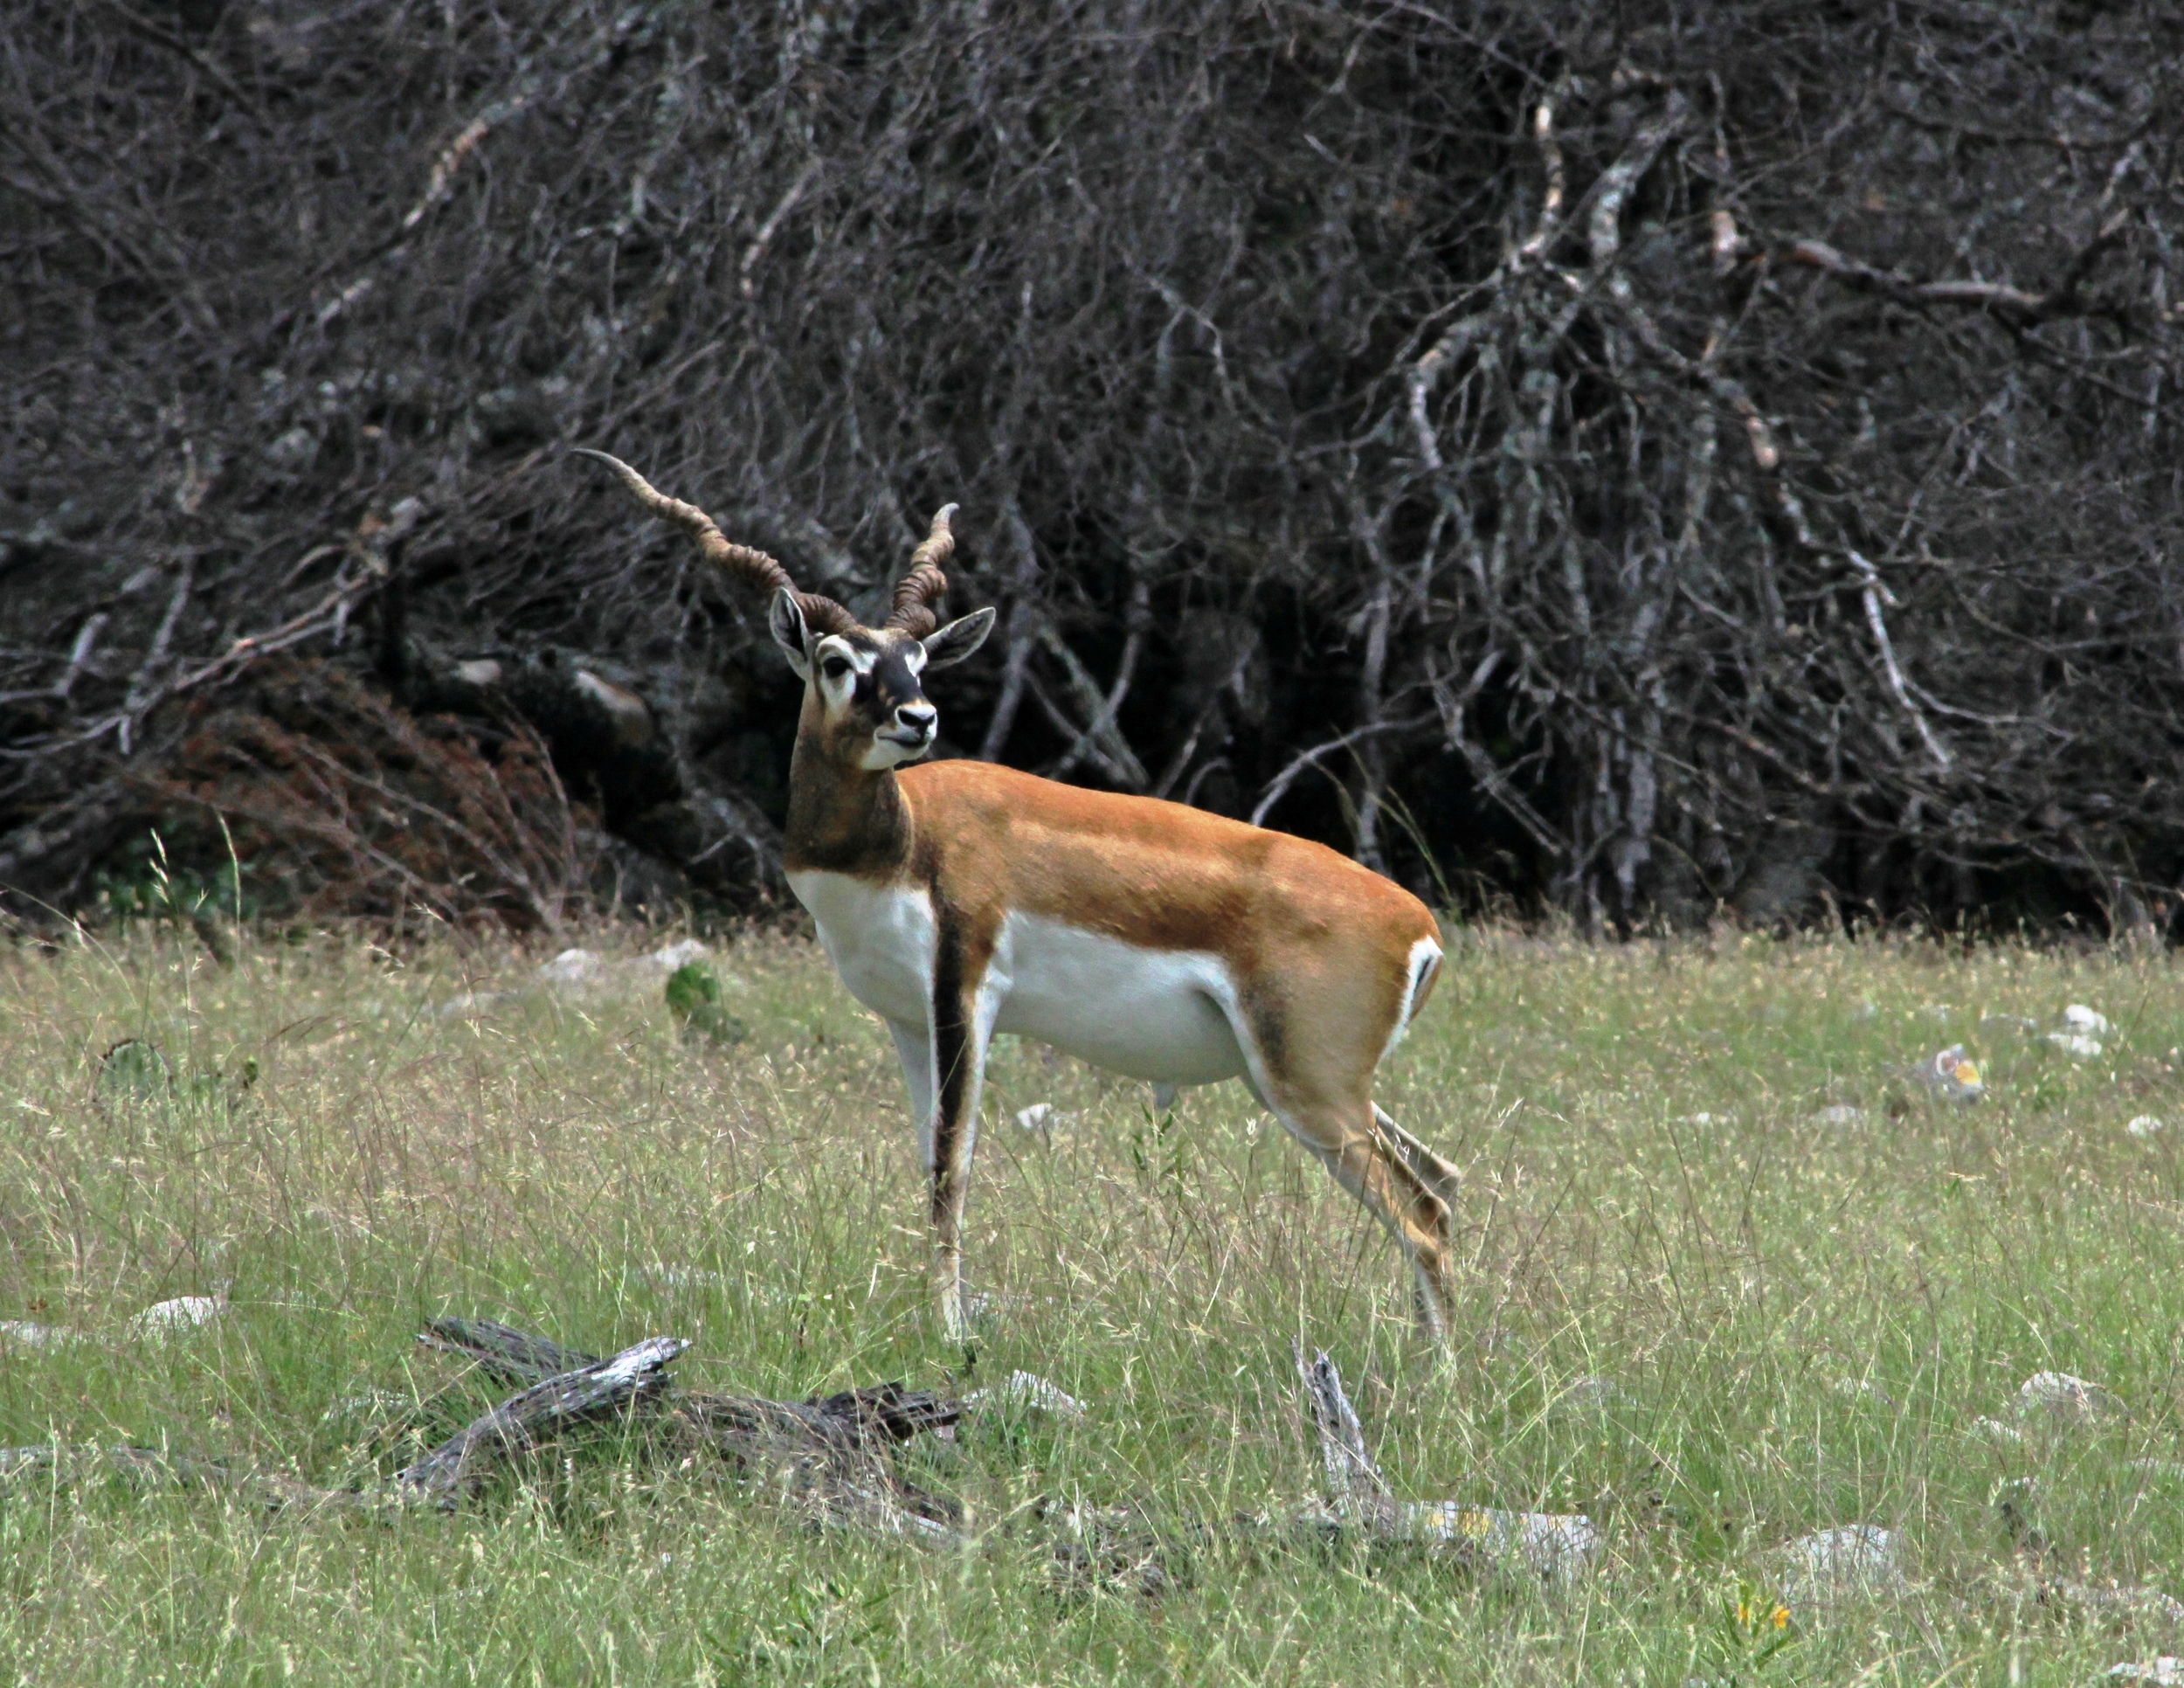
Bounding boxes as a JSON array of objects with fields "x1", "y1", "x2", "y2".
[
  {"x1": 1911, "y1": 1044, "x2": 1985, "y2": 1103},
  {"x1": 963, "y1": 1371, "x2": 1088, "y2": 1420},
  {"x1": 1400, "y1": 1503, "x2": 1601, "y2": 1583},
  {"x1": 1779, "y1": 1524, "x2": 1904, "y2": 1603},
  {"x1": 0, "y1": 1320, "x2": 78, "y2": 1348},
  {"x1": 2014, "y1": 1370, "x2": 2118, "y2": 1427},
  {"x1": 126, "y1": 1295, "x2": 226, "y2": 1340}
]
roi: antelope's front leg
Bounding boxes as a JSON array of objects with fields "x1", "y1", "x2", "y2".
[{"x1": 924, "y1": 927, "x2": 1001, "y2": 1344}]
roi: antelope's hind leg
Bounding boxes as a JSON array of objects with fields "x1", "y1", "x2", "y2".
[
  {"x1": 1373, "y1": 1103, "x2": 1462, "y2": 1209},
  {"x1": 1291, "y1": 1098, "x2": 1457, "y2": 1344},
  {"x1": 1220, "y1": 1004, "x2": 1455, "y2": 1344}
]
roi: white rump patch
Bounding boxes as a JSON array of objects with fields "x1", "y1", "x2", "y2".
[{"x1": 1379, "y1": 936, "x2": 1442, "y2": 1067}]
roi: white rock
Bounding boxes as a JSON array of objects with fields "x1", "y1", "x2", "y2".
[
  {"x1": 2015, "y1": 1370, "x2": 2117, "y2": 1426},
  {"x1": 127, "y1": 1295, "x2": 226, "y2": 1340},
  {"x1": 2045, "y1": 1032, "x2": 2104, "y2": 1057},
  {"x1": 2110, "y1": 1662, "x2": 2184, "y2": 1685},
  {"x1": 0, "y1": 1320, "x2": 78, "y2": 1349},
  {"x1": 963, "y1": 1370, "x2": 1087, "y2": 1420},
  {"x1": 1013, "y1": 1103, "x2": 1080, "y2": 1134},
  {"x1": 1400, "y1": 1503, "x2": 1600, "y2": 1582},
  {"x1": 2075, "y1": 1585, "x2": 2184, "y2": 1626},
  {"x1": 558, "y1": 940, "x2": 747, "y2": 996},
  {"x1": 1811, "y1": 1104, "x2": 1865, "y2": 1126},
  {"x1": 1912, "y1": 1044, "x2": 1985, "y2": 1103},
  {"x1": 2065, "y1": 1004, "x2": 2113, "y2": 1036},
  {"x1": 1780, "y1": 1524, "x2": 1903, "y2": 1602},
  {"x1": 629, "y1": 938, "x2": 713, "y2": 977},
  {"x1": 536, "y1": 948, "x2": 606, "y2": 987},
  {"x1": 2130, "y1": 1116, "x2": 2165, "y2": 1138}
]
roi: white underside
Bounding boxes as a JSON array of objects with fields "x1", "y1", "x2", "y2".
[
  {"x1": 787, "y1": 870, "x2": 936, "y2": 1027},
  {"x1": 786, "y1": 871, "x2": 1248, "y2": 1088},
  {"x1": 992, "y1": 911, "x2": 1247, "y2": 1085}
]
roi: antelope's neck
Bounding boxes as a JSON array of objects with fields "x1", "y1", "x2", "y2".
[{"x1": 783, "y1": 737, "x2": 912, "y2": 878}]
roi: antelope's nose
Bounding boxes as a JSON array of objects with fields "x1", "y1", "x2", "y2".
[{"x1": 895, "y1": 702, "x2": 936, "y2": 737}]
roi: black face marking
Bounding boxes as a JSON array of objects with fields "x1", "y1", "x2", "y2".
[{"x1": 866, "y1": 643, "x2": 928, "y2": 716}]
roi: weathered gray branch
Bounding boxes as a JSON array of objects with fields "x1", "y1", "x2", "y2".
[
  {"x1": 1293, "y1": 1344, "x2": 1603, "y2": 1582},
  {"x1": 395, "y1": 1335, "x2": 688, "y2": 1505}
]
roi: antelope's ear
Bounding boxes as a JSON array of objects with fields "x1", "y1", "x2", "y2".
[
  {"x1": 769, "y1": 590, "x2": 812, "y2": 680},
  {"x1": 922, "y1": 605, "x2": 996, "y2": 669}
]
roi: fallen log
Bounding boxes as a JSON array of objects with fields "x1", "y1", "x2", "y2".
[
  {"x1": 1292, "y1": 1344, "x2": 1603, "y2": 1585},
  {"x1": 3, "y1": 1312, "x2": 1597, "y2": 1589},
  {"x1": 411, "y1": 1315, "x2": 963, "y2": 1533},
  {"x1": 1295, "y1": 1342, "x2": 1396, "y2": 1530},
  {"x1": 0, "y1": 1320, "x2": 958, "y2": 1529},
  {"x1": 395, "y1": 1334, "x2": 688, "y2": 1506}
]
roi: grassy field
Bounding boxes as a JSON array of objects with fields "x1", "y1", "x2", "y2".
[{"x1": 5, "y1": 922, "x2": 2184, "y2": 1685}]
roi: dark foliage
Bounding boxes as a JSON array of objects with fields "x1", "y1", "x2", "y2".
[{"x1": 3, "y1": 0, "x2": 2181, "y2": 933}]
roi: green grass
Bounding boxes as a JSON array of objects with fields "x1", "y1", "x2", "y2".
[{"x1": 5, "y1": 922, "x2": 2184, "y2": 1685}]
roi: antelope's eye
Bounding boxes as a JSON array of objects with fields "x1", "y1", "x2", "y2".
[{"x1": 822, "y1": 657, "x2": 853, "y2": 681}]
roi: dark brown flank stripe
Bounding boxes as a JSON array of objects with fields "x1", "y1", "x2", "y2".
[{"x1": 927, "y1": 894, "x2": 972, "y2": 1228}]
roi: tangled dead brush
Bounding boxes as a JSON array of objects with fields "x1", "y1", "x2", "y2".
[
  {"x1": 3, "y1": 2, "x2": 2181, "y2": 934},
  {"x1": 149, "y1": 661, "x2": 593, "y2": 936}
]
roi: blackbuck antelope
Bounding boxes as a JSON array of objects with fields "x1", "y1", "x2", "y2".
[{"x1": 579, "y1": 452, "x2": 1464, "y2": 1343}]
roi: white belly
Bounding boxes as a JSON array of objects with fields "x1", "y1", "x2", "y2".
[
  {"x1": 786, "y1": 869, "x2": 936, "y2": 1027},
  {"x1": 787, "y1": 875, "x2": 1247, "y2": 1087},
  {"x1": 992, "y1": 913, "x2": 1246, "y2": 1086}
]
